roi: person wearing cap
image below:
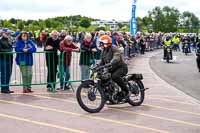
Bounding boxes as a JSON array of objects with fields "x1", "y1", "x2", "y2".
[
  {"x1": 45, "y1": 30, "x2": 60, "y2": 91},
  {"x1": 0, "y1": 28, "x2": 14, "y2": 94},
  {"x1": 99, "y1": 35, "x2": 129, "y2": 98},
  {"x1": 59, "y1": 35, "x2": 80, "y2": 90}
]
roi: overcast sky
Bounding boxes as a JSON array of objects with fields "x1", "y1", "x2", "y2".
[{"x1": 0, "y1": 0, "x2": 199, "y2": 21}]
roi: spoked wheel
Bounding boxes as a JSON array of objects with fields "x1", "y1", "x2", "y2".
[
  {"x1": 127, "y1": 80, "x2": 145, "y2": 106},
  {"x1": 76, "y1": 82, "x2": 106, "y2": 113}
]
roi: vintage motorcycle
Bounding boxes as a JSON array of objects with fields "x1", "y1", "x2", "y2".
[{"x1": 76, "y1": 64, "x2": 148, "y2": 113}]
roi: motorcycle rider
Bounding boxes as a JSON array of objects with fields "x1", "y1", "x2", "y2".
[
  {"x1": 172, "y1": 35, "x2": 180, "y2": 51},
  {"x1": 182, "y1": 35, "x2": 191, "y2": 53},
  {"x1": 196, "y1": 41, "x2": 200, "y2": 72},
  {"x1": 163, "y1": 36, "x2": 173, "y2": 60},
  {"x1": 99, "y1": 35, "x2": 129, "y2": 97}
]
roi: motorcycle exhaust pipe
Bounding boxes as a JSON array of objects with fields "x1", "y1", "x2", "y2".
[{"x1": 141, "y1": 88, "x2": 149, "y2": 91}]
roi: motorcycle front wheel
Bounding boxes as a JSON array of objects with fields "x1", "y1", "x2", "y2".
[
  {"x1": 166, "y1": 52, "x2": 170, "y2": 63},
  {"x1": 76, "y1": 82, "x2": 106, "y2": 113},
  {"x1": 185, "y1": 51, "x2": 188, "y2": 55}
]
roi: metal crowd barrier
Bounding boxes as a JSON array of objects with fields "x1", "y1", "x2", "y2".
[{"x1": 0, "y1": 50, "x2": 100, "y2": 92}]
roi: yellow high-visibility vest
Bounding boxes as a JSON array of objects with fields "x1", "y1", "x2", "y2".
[
  {"x1": 172, "y1": 37, "x2": 180, "y2": 44},
  {"x1": 164, "y1": 40, "x2": 171, "y2": 46},
  {"x1": 35, "y1": 32, "x2": 39, "y2": 38}
]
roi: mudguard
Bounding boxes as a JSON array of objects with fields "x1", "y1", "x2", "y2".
[
  {"x1": 81, "y1": 80, "x2": 95, "y2": 88},
  {"x1": 127, "y1": 74, "x2": 143, "y2": 81}
]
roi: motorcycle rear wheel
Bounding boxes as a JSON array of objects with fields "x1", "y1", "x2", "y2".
[{"x1": 127, "y1": 80, "x2": 145, "y2": 106}]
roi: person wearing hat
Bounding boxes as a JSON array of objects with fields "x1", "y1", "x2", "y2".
[
  {"x1": 0, "y1": 28, "x2": 14, "y2": 94},
  {"x1": 99, "y1": 35, "x2": 129, "y2": 98}
]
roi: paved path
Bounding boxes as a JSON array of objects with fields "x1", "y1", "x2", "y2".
[{"x1": 0, "y1": 50, "x2": 200, "y2": 133}]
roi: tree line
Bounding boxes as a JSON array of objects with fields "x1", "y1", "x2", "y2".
[
  {"x1": 0, "y1": 6, "x2": 199, "y2": 33},
  {"x1": 0, "y1": 15, "x2": 95, "y2": 32},
  {"x1": 137, "y1": 6, "x2": 200, "y2": 33}
]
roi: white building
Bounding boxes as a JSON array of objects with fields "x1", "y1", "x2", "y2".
[{"x1": 91, "y1": 20, "x2": 129, "y2": 31}]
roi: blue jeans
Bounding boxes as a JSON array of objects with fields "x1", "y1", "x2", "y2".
[
  {"x1": 60, "y1": 65, "x2": 70, "y2": 88},
  {"x1": 131, "y1": 45, "x2": 137, "y2": 56},
  {"x1": 80, "y1": 65, "x2": 90, "y2": 80},
  {"x1": 173, "y1": 43, "x2": 180, "y2": 51},
  {"x1": 124, "y1": 47, "x2": 129, "y2": 58},
  {"x1": 191, "y1": 43, "x2": 196, "y2": 51},
  {"x1": 0, "y1": 56, "x2": 13, "y2": 92}
]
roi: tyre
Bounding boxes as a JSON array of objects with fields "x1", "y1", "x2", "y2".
[
  {"x1": 185, "y1": 48, "x2": 188, "y2": 55},
  {"x1": 185, "y1": 50, "x2": 188, "y2": 55},
  {"x1": 127, "y1": 80, "x2": 145, "y2": 106},
  {"x1": 166, "y1": 52, "x2": 170, "y2": 63},
  {"x1": 76, "y1": 82, "x2": 106, "y2": 113}
]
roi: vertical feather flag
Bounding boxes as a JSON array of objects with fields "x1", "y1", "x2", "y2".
[{"x1": 130, "y1": 0, "x2": 137, "y2": 35}]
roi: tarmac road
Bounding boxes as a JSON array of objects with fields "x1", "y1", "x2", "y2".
[{"x1": 150, "y1": 50, "x2": 200, "y2": 101}]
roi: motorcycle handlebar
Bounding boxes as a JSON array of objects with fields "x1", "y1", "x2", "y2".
[{"x1": 90, "y1": 64, "x2": 112, "y2": 72}]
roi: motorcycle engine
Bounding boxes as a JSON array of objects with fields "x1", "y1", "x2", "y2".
[
  {"x1": 109, "y1": 83, "x2": 122, "y2": 104},
  {"x1": 101, "y1": 72, "x2": 111, "y2": 80}
]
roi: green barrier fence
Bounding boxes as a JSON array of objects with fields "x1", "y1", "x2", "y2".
[
  {"x1": 59, "y1": 50, "x2": 101, "y2": 84},
  {"x1": 0, "y1": 50, "x2": 100, "y2": 92},
  {"x1": 0, "y1": 51, "x2": 60, "y2": 92}
]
